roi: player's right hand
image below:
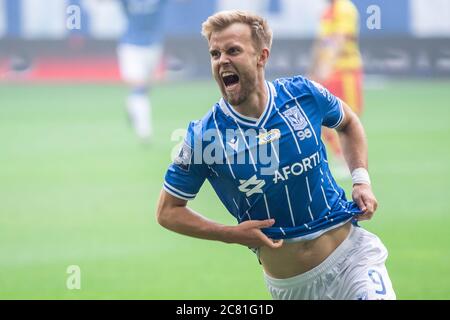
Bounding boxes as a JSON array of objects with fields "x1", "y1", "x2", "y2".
[
  {"x1": 226, "y1": 219, "x2": 284, "y2": 249},
  {"x1": 352, "y1": 183, "x2": 378, "y2": 221}
]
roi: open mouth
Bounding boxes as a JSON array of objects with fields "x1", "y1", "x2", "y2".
[{"x1": 222, "y1": 72, "x2": 240, "y2": 88}]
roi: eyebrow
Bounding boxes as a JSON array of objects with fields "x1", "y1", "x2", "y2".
[{"x1": 209, "y1": 42, "x2": 242, "y2": 51}]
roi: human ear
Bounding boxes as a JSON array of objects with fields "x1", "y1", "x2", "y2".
[{"x1": 258, "y1": 48, "x2": 270, "y2": 67}]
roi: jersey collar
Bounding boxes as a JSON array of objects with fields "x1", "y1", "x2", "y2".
[{"x1": 219, "y1": 81, "x2": 276, "y2": 128}]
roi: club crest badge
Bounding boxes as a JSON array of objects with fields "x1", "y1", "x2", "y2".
[{"x1": 283, "y1": 106, "x2": 308, "y2": 131}]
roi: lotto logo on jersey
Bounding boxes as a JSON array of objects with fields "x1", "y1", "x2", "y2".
[
  {"x1": 239, "y1": 175, "x2": 266, "y2": 197},
  {"x1": 283, "y1": 107, "x2": 308, "y2": 131}
]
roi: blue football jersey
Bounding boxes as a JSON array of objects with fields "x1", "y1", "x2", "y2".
[
  {"x1": 164, "y1": 76, "x2": 362, "y2": 241},
  {"x1": 120, "y1": 0, "x2": 168, "y2": 46}
]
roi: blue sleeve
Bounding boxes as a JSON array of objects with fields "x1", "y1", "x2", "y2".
[
  {"x1": 164, "y1": 122, "x2": 209, "y2": 201},
  {"x1": 306, "y1": 79, "x2": 345, "y2": 128},
  {"x1": 163, "y1": 121, "x2": 209, "y2": 201}
]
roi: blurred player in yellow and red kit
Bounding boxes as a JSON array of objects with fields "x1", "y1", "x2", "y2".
[{"x1": 309, "y1": 0, "x2": 363, "y2": 177}]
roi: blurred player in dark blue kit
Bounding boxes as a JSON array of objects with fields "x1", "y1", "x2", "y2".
[
  {"x1": 118, "y1": 0, "x2": 168, "y2": 141},
  {"x1": 156, "y1": 10, "x2": 396, "y2": 300}
]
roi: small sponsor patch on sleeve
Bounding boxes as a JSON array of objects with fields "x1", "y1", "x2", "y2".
[{"x1": 174, "y1": 142, "x2": 192, "y2": 172}]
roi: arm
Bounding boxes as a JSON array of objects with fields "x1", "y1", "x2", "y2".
[
  {"x1": 156, "y1": 190, "x2": 283, "y2": 248},
  {"x1": 335, "y1": 102, "x2": 378, "y2": 221}
]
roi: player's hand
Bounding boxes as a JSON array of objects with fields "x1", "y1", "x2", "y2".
[
  {"x1": 227, "y1": 219, "x2": 283, "y2": 249},
  {"x1": 352, "y1": 184, "x2": 378, "y2": 221}
]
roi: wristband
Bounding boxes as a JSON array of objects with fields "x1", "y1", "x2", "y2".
[{"x1": 351, "y1": 168, "x2": 371, "y2": 185}]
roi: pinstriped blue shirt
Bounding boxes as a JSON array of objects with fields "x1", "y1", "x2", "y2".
[{"x1": 164, "y1": 76, "x2": 361, "y2": 241}]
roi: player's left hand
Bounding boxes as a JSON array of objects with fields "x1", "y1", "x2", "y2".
[{"x1": 352, "y1": 184, "x2": 378, "y2": 221}]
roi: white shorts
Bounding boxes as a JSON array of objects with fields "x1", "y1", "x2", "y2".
[
  {"x1": 264, "y1": 226, "x2": 396, "y2": 300},
  {"x1": 117, "y1": 43, "x2": 163, "y2": 84}
]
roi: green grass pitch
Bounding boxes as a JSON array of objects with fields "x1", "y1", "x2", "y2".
[{"x1": 0, "y1": 80, "x2": 449, "y2": 299}]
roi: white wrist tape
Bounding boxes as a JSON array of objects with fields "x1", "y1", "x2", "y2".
[{"x1": 351, "y1": 168, "x2": 371, "y2": 185}]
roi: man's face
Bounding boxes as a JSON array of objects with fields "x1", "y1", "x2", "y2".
[{"x1": 208, "y1": 23, "x2": 262, "y2": 106}]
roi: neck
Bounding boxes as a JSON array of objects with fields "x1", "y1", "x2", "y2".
[{"x1": 233, "y1": 75, "x2": 268, "y2": 119}]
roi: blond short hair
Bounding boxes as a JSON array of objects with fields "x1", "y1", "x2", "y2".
[{"x1": 201, "y1": 10, "x2": 273, "y2": 51}]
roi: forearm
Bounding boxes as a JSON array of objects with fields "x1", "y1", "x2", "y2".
[
  {"x1": 333, "y1": 105, "x2": 377, "y2": 218},
  {"x1": 157, "y1": 204, "x2": 232, "y2": 243},
  {"x1": 337, "y1": 114, "x2": 368, "y2": 172},
  {"x1": 157, "y1": 191, "x2": 281, "y2": 248}
]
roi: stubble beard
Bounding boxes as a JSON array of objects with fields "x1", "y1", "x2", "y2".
[{"x1": 222, "y1": 72, "x2": 256, "y2": 107}]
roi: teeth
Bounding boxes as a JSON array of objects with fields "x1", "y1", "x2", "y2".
[{"x1": 222, "y1": 72, "x2": 235, "y2": 77}]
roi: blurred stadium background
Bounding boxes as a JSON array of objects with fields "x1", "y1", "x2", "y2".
[{"x1": 1, "y1": 0, "x2": 449, "y2": 299}]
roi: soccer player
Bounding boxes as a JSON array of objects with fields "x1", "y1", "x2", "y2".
[
  {"x1": 157, "y1": 10, "x2": 395, "y2": 300},
  {"x1": 117, "y1": 0, "x2": 168, "y2": 141},
  {"x1": 308, "y1": 0, "x2": 363, "y2": 177}
]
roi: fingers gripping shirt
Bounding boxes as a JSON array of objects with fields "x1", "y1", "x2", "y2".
[{"x1": 163, "y1": 76, "x2": 361, "y2": 241}]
